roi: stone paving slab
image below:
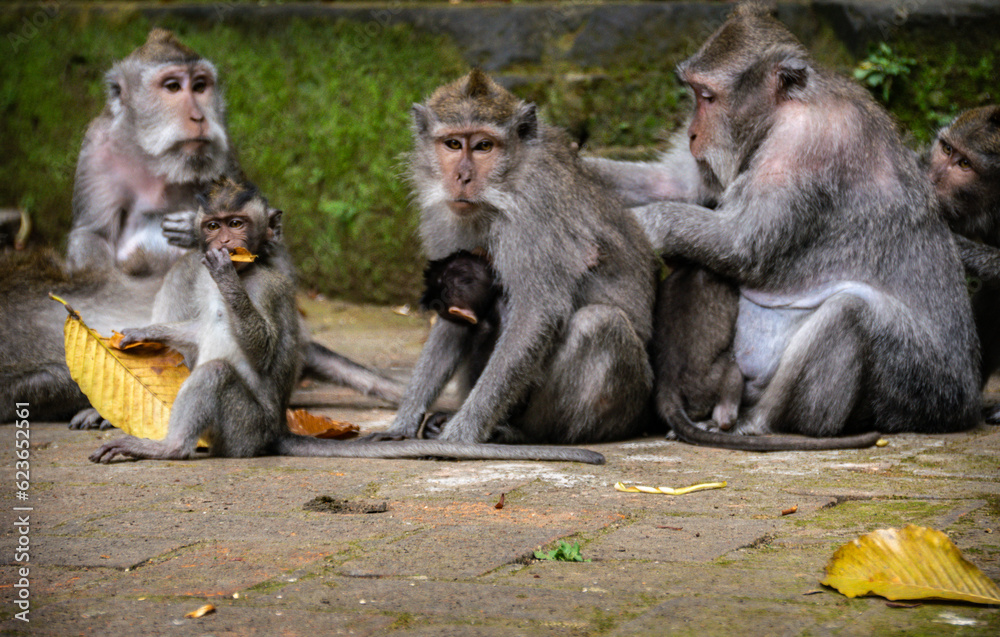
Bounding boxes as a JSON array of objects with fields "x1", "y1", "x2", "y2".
[{"x1": 2, "y1": 302, "x2": 999, "y2": 635}]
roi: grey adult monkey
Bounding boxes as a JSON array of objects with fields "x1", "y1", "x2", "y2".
[
  {"x1": 371, "y1": 69, "x2": 658, "y2": 445},
  {"x1": 597, "y1": 2, "x2": 978, "y2": 448}
]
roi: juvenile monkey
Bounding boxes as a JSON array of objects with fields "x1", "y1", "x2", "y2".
[
  {"x1": 653, "y1": 261, "x2": 742, "y2": 432},
  {"x1": 927, "y1": 105, "x2": 1000, "y2": 419},
  {"x1": 375, "y1": 70, "x2": 657, "y2": 445},
  {"x1": 619, "y1": 2, "x2": 978, "y2": 449},
  {"x1": 90, "y1": 178, "x2": 604, "y2": 465}
]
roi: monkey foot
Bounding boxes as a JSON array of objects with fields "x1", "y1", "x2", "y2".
[
  {"x1": 89, "y1": 438, "x2": 143, "y2": 463},
  {"x1": 69, "y1": 407, "x2": 115, "y2": 431}
]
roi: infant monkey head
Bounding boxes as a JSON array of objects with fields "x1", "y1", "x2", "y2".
[
  {"x1": 421, "y1": 250, "x2": 499, "y2": 326},
  {"x1": 196, "y1": 177, "x2": 281, "y2": 270}
]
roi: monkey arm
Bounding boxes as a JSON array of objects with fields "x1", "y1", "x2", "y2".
[
  {"x1": 206, "y1": 255, "x2": 280, "y2": 367},
  {"x1": 632, "y1": 201, "x2": 754, "y2": 279},
  {"x1": 955, "y1": 235, "x2": 1000, "y2": 285},
  {"x1": 389, "y1": 319, "x2": 470, "y2": 437},
  {"x1": 120, "y1": 322, "x2": 199, "y2": 352},
  {"x1": 586, "y1": 156, "x2": 701, "y2": 207}
]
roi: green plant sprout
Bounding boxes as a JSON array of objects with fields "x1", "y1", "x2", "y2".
[
  {"x1": 534, "y1": 540, "x2": 590, "y2": 562},
  {"x1": 853, "y1": 43, "x2": 916, "y2": 103}
]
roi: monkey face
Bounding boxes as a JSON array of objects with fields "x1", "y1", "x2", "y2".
[
  {"x1": 128, "y1": 62, "x2": 230, "y2": 182},
  {"x1": 929, "y1": 137, "x2": 978, "y2": 200},
  {"x1": 201, "y1": 213, "x2": 255, "y2": 270},
  {"x1": 434, "y1": 128, "x2": 502, "y2": 215}
]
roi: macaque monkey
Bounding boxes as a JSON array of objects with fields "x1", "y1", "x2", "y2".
[
  {"x1": 603, "y1": 3, "x2": 978, "y2": 448},
  {"x1": 373, "y1": 70, "x2": 657, "y2": 446},
  {"x1": 653, "y1": 262, "x2": 742, "y2": 432},
  {"x1": 68, "y1": 28, "x2": 235, "y2": 276},
  {"x1": 90, "y1": 178, "x2": 604, "y2": 464},
  {"x1": 928, "y1": 105, "x2": 1000, "y2": 420}
]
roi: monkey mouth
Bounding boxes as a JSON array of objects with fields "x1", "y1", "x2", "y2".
[
  {"x1": 447, "y1": 199, "x2": 478, "y2": 215},
  {"x1": 180, "y1": 138, "x2": 212, "y2": 153}
]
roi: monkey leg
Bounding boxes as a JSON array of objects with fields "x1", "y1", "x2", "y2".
[
  {"x1": 90, "y1": 360, "x2": 266, "y2": 462},
  {"x1": 514, "y1": 305, "x2": 653, "y2": 444},
  {"x1": 735, "y1": 293, "x2": 867, "y2": 437}
]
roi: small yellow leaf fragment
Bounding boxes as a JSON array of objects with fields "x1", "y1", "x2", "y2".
[
  {"x1": 876, "y1": 438, "x2": 889, "y2": 447},
  {"x1": 184, "y1": 603, "x2": 216, "y2": 619},
  {"x1": 229, "y1": 247, "x2": 257, "y2": 263},
  {"x1": 822, "y1": 525, "x2": 1000, "y2": 605},
  {"x1": 614, "y1": 481, "x2": 727, "y2": 495}
]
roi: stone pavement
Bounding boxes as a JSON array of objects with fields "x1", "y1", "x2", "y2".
[{"x1": 1, "y1": 300, "x2": 999, "y2": 636}]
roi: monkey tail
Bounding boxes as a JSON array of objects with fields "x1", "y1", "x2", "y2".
[
  {"x1": 301, "y1": 341, "x2": 405, "y2": 404},
  {"x1": 276, "y1": 434, "x2": 605, "y2": 464},
  {"x1": 665, "y1": 409, "x2": 881, "y2": 451}
]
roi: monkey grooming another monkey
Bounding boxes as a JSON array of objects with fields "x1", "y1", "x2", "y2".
[
  {"x1": 927, "y1": 105, "x2": 1000, "y2": 420},
  {"x1": 90, "y1": 178, "x2": 604, "y2": 465},
  {"x1": 0, "y1": 29, "x2": 404, "y2": 427},
  {"x1": 618, "y1": 2, "x2": 978, "y2": 450},
  {"x1": 372, "y1": 70, "x2": 657, "y2": 446}
]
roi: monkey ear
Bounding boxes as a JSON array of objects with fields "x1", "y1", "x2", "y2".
[
  {"x1": 989, "y1": 106, "x2": 1000, "y2": 128},
  {"x1": 514, "y1": 103, "x2": 538, "y2": 141},
  {"x1": 412, "y1": 103, "x2": 437, "y2": 137},
  {"x1": 775, "y1": 56, "x2": 809, "y2": 100},
  {"x1": 268, "y1": 207, "x2": 283, "y2": 232},
  {"x1": 105, "y1": 69, "x2": 128, "y2": 116}
]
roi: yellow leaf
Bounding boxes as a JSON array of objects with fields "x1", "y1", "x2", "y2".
[
  {"x1": 59, "y1": 298, "x2": 190, "y2": 441},
  {"x1": 822, "y1": 525, "x2": 1000, "y2": 605},
  {"x1": 614, "y1": 481, "x2": 727, "y2": 495},
  {"x1": 286, "y1": 409, "x2": 358, "y2": 439},
  {"x1": 184, "y1": 603, "x2": 216, "y2": 619}
]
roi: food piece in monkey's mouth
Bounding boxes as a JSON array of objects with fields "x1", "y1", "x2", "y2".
[{"x1": 229, "y1": 247, "x2": 257, "y2": 263}]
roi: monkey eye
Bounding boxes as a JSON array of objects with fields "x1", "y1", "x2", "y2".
[
  {"x1": 941, "y1": 141, "x2": 953, "y2": 156},
  {"x1": 192, "y1": 77, "x2": 208, "y2": 93},
  {"x1": 163, "y1": 79, "x2": 182, "y2": 93},
  {"x1": 699, "y1": 89, "x2": 716, "y2": 104},
  {"x1": 475, "y1": 139, "x2": 494, "y2": 152},
  {"x1": 958, "y1": 157, "x2": 972, "y2": 170},
  {"x1": 228, "y1": 219, "x2": 244, "y2": 229},
  {"x1": 205, "y1": 221, "x2": 220, "y2": 231},
  {"x1": 443, "y1": 139, "x2": 462, "y2": 151}
]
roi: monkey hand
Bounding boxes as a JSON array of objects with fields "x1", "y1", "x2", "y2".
[
  {"x1": 117, "y1": 327, "x2": 162, "y2": 349},
  {"x1": 203, "y1": 247, "x2": 237, "y2": 278},
  {"x1": 162, "y1": 210, "x2": 199, "y2": 248}
]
